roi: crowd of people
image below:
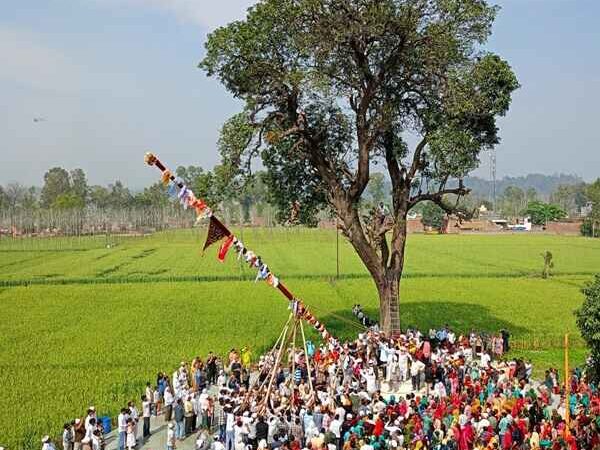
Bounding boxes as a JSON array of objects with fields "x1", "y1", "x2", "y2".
[{"x1": 41, "y1": 324, "x2": 600, "y2": 450}]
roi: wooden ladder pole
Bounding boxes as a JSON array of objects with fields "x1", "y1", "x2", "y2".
[{"x1": 299, "y1": 318, "x2": 315, "y2": 399}]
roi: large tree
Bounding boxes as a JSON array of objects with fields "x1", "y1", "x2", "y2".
[
  {"x1": 501, "y1": 185, "x2": 525, "y2": 219},
  {"x1": 201, "y1": 0, "x2": 519, "y2": 334},
  {"x1": 70, "y1": 168, "x2": 89, "y2": 205},
  {"x1": 524, "y1": 201, "x2": 566, "y2": 226},
  {"x1": 107, "y1": 181, "x2": 133, "y2": 209},
  {"x1": 134, "y1": 182, "x2": 169, "y2": 208},
  {"x1": 176, "y1": 165, "x2": 230, "y2": 210},
  {"x1": 89, "y1": 185, "x2": 111, "y2": 209},
  {"x1": 41, "y1": 167, "x2": 71, "y2": 208},
  {"x1": 4, "y1": 182, "x2": 27, "y2": 210}
]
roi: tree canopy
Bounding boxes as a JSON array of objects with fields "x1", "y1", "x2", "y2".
[
  {"x1": 201, "y1": 0, "x2": 519, "y2": 333},
  {"x1": 41, "y1": 167, "x2": 72, "y2": 208},
  {"x1": 524, "y1": 201, "x2": 566, "y2": 226}
]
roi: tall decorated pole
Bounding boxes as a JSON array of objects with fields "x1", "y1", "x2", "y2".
[{"x1": 144, "y1": 152, "x2": 332, "y2": 341}]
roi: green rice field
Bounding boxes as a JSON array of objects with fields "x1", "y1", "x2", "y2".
[{"x1": 1, "y1": 229, "x2": 599, "y2": 449}]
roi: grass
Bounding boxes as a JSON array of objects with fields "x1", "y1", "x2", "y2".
[{"x1": 0, "y1": 229, "x2": 598, "y2": 449}]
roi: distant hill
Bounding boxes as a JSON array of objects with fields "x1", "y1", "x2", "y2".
[{"x1": 463, "y1": 173, "x2": 584, "y2": 199}]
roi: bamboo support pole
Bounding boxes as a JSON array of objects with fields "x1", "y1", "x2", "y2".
[{"x1": 300, "y1": 318, "x2": 315, "y2": 400}]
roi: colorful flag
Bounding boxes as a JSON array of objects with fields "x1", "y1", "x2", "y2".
[
  {"x1": 203, "y1": 216, "x2": 230, "y2": 251},
  {"x1": 167, "y1": 183, "x2": 178, "y2": 199},
  {"x1": 160, "y1": 170, "x2": 172, "y2": 186},
  {"x1": 217, "y1": 234, "x2": 235, "y2": 262}
]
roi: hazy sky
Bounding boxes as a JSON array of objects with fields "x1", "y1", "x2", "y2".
[{"x1": 1, "y1": 0, "x2": 599, "y2": 188}]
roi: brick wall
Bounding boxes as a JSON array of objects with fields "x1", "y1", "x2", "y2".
[{"x1": 544, "y1": 220, "x2": 583, "y2": 235}]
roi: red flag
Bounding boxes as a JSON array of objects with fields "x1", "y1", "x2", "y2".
[
  {"x1": 203, "y1": 216, "x2": 230, "y2": 251},
  {"x1": 217, "y1": 235, "x2": 235, "y2": 262}
]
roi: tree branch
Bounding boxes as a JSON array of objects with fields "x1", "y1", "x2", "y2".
[
  {"x1": 408, "y1": 181, "x2": 472, "y2": 219},
  {"x1": 408, "y1": 137, "x2": 428, "y2": 180},
  {"x1": 409, "y1": 187, "x2": 469, "y2": 207},
  {"x1": 383, "y1": 131, "x2": 406, "y2": 216}
]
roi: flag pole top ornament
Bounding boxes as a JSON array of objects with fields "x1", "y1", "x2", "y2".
[{"x1": 144, "y1": 152, "x2": 157, "y2": 166}]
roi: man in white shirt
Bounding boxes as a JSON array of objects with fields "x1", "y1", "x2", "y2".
[
  {"x1": 82, "y1": 418, "x2": 95, "y2": 449},
  {"x1": 225, "y1": 407, "x2": 235, "y2": 450},
  {"x1": 397, "y1": 349, "x2": 410, "y2": 382},
  {"x1": 448, "y1": 330, "x2": 456, "y2": 345},
  {"x1": 142, "y1": 395, "x2": 152, "y2": 441},
  {"x1": 410, "y1": 359, "x2": 424, "y2": 392},
  {"x1": 84, "y1": 407, "x2": 96, "y2": 433},
  {"x1": 199, "y1": 389, "x2": 210, "y2": 411},
  {"x1": 476, "y1": 413, "x2": 490, "y2": 434},
  {"x1": 480, "y1": 351, "x2": 491, "y2": 369},
  {"x1": 145, "y1": 383, "x2": 154, "y2": 413},
  {"x1": 379, "y1": 342, "x2": 390, "y2": 377},
  {"x1": 164, "y1": 387, "x2": 175, "y2": 422},
  {"x1": 361, "y1": 366, "x2": 378, "y2": 395},
  {"x1": 173, "y1": 370, "x2": 180, "y2": 396},
  {"x1": 117, "y1": 408, "x2": 129, "y2": 450}
]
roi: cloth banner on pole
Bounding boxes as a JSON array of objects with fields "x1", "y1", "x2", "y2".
[
  {"x1": 217, "y1": 234, "x2": 235, "y2": 262},
  {"x1": 203, "y1": 216, "x2": 230, "y2": 251}
]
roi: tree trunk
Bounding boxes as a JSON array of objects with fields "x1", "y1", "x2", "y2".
[
  {"x1": 377, "y1": 276, "x2": 401, "y2": 336},
  {"x1": 381, "y1": 210, "x2": 409, "y2": 336},
  {"x1": 335, "y1": 195, "x2": 408, "y2": 338}
]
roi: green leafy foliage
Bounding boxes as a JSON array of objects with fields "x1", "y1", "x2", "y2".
[
  {"x1": 201, "y1": 0, "x2": 519, "y2": 217},
  {"x1": 576, "y1": 275, "x2": 600, "y2": 380},
  {"x1": 583, "y1": 179, "x2": 600, "y2": 237},
  {"x1": 524, "y1": 201, "x2": 567, "y2": 226},
  {"x1": 41, "y1": 167, "x2": 72, "y2": 208},
  {"x1": 132, "y1": 182, "x2": 169, "y2": 208},
  {"x1": 421, "y1": 201, "x2": 445, "y2": 230},
  {"x1": 581, "y1": 219, "x2": 600, "y2": 238},
  {"x1": 70, "y1": 168, "x2": 89, "y2": 205},
  {"x1": 261, "y1": 140, "x2": 327, "y2": 226},
  {"x1": 366, "y1": 173, "x2": 388, "y2": 207},
  {"x1": 176, "y1": 165, "x2": 231, "y2": 210},
  {"x1": 52, "y1": 192, "x2": 86, "y2": 209},
  {"x1": 551, "y1": 183, "x2": 588, "y2": 216}
]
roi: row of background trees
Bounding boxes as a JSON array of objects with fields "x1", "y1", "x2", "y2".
[{"x1": 0, "y1": 166, "x2": 598, "y2": 236}]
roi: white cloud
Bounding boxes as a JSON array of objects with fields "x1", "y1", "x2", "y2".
[
  {"x1": 151, "y1": 0, "x2": 256, "y2": 28},
  {"x1": 0, "y1": 27, "x2": 85, "y2": 94},
  {"x1": 97, "y1": 0, "x2": 257, "y2": 30}
]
